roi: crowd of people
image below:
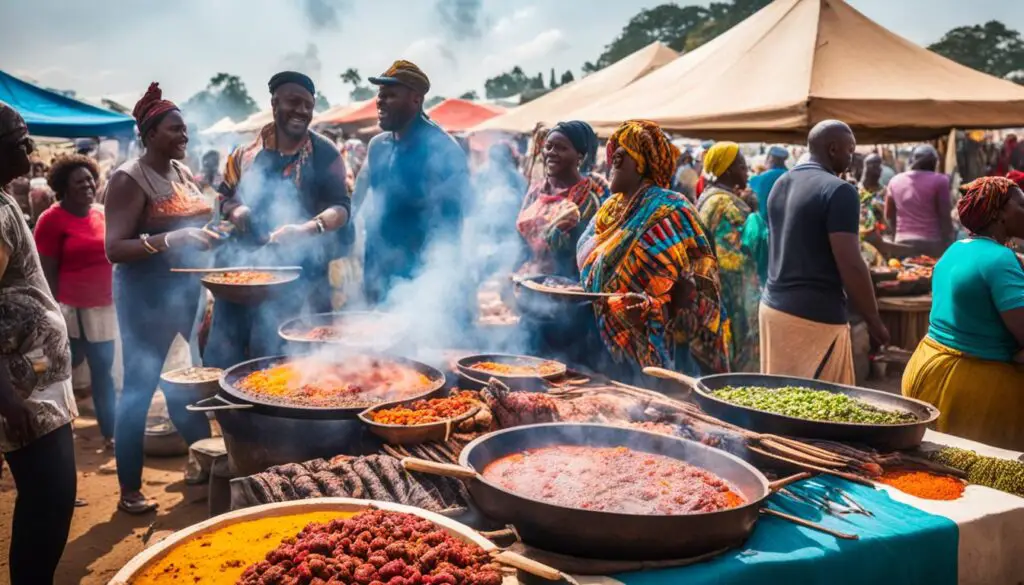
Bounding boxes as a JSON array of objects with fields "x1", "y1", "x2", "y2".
[{"x1": 2, "y1": 57, "x2": 1024, "y2": 584}]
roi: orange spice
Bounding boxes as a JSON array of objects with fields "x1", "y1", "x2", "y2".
[
  {"x1": 131, "y1": 511, "x2": 351, "y2": 584},
  {"x1": 877, "y1": 470, "x2": 965, "y2": 500},
  {"x1": 205, "y1": 271, "x2": 280, "y2": 285},
  {"x1": 469, "y1": 360, "x2": 562, "y2": 377}
]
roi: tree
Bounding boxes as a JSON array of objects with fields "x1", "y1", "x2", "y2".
[
  {"x1": 560, "y1": 70, "x2": 575, "y2": 86},
  {"x1": 315, "y1": 94, "x2": 331, "y2": 112},
  {"x1": 683, "y1": 0, "x2": 771, "y2": 50},
  {"x1": 182, "y1": 73, "x2": 259, "y2": 129},
  {"x1": 484, "y1": 66, "x2": 531, "y2": 99},
  {"x1": 425, "y1": 95, "x2": 446, "y2": 109},
  {"x1": 549, "y1": 68, "x2": 558, "y2": 89},
  {"x1": 929, "y1": 21, "x2": 1024, "y2": 80},
  {"x1": 340, "y1": 68, "x2": 376, "y2": 102},
  {"x1": 531, "y1": 73, "x2": 545, "y2": 90},
  {"x1": 459, "y1": 90, "x2": 479, "y2": 100}
]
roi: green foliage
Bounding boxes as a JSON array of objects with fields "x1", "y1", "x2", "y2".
[
  {"x1": 315, "y1": 94, "x2": 331, "y2": 112},
  {"x1": 182, "y1": 73, "x2": 260, "y2": 129},
  {"x1": 560, "y1": 70, "x2": 575, "y2": 86},
  {"x1": 459, "y1": 90, "x2": 479, "y2": 100},
  {"x1": 928, "y1": 20, "x2": 1024, "y2": 80},
  {"x1": 484, "y1": 66, "x2": 531, "y2": 99},
  {"x1": 340, "y1": 68, "x2": 376, "y2": 102},
  {"x1": 425, "y1": 95, "x2": 446, "y2": 109}
]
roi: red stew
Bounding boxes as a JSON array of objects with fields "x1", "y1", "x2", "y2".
[{"x1": 482, "y1": 445, "x2": 746, "y2": 515}]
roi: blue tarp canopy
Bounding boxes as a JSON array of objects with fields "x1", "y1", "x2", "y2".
[{"x1": 0, "y1": 70, "x2": 135, "y2": 138}]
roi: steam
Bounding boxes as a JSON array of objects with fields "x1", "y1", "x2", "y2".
[
  {"x1": 278, "y1": 43, "x2": 323, "y2": 88},
  {"x1": 300, "y1": 0, "x2": 352, "y2": 31},
  {"x1": 435, "y1": 0, "x2": 486, "y2": 41}
]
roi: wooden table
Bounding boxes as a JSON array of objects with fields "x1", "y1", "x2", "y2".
[{"x1": 877, "y1": 293, "x2": 931, "y2": 350}]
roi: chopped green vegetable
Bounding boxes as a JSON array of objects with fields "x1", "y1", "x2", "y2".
[
  {"x1": 932, "y1": 447, "x2": 1024, "y2": 497},
  {"x1": 710, "y1": 386, "x2": 917, "y2": 425}
]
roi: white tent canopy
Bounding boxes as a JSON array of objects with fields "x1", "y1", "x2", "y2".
[
  {"x1": 471, "y1": 42, "x2": 678, "y2": 134},
  {"x1": 199, "y1": 116, "x2": 237, "y2": 136}
]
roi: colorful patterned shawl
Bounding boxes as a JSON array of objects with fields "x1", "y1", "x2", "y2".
[{"x1": 579, "y1": 185, "x2": 731, "y2": 373}]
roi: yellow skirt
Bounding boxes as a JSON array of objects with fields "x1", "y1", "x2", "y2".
[{"x1": 903, "y1": 336, "x2": 1024, "y2": 451}]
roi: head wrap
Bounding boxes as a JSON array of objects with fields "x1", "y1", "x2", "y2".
[
  {"x1": 1008, "y1": 169, "x2": 1024, "y2": 190},
  {"x1": 0, "y1": 101, "x2": 26, "y2": 143},
  {"x1": 767, "y1": 145, "x2": 789, "y2": 160},
  {"x1": 369, "y1": 60, "x2": 431, "y2": 95},
  {"x1": 606, "y1": 119, "x2": 680, "y2": 189},
  {"x1": 957, "y1": 176, "x2": 1016, "y2": 234},
  {"x1": 702, "y1": 142, "x2": 740, "y2": 181},
  {"x1": 132, "y1": 82, "x2": 179, "y2": 136},
  {"x1": 269, "y1": 71, "x2": 316, "y2": 96},
  {"x1": 550, "y1": 120, "x2": 599, "y2": 173}
]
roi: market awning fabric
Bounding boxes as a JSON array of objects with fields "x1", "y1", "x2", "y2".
[
  {"x1": 471, "y1": 42, "x2": 678, "y2": 134},
  {"x1": 426, "y1": 99, "x2": 505, "y2": 132},
  {"x1": 314, "y1": 99, "x2": 378, "y2": 127},
  {"x1": 572, "y1": 0, "x2": 1024, "y2": 143},
  {"x1": 0, "y1": 69, "x2": 135, "y2": 138}
]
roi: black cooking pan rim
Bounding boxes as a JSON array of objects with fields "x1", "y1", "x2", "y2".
[
  {"x1": 458, "y1": 422, "x2": 769, "y2": 519},
  {"x1": 694, "y1": 373, "x2": 941, "y2": 428},
  {"x1": 456, "y1": 353, "x2": 567, "y2": 380},
  {"x1": 201, "y1": 271, "x2": 301, "y2": 286},
  {"x1": 218, "y1": 353, "x2": 446, "y2": 416}
]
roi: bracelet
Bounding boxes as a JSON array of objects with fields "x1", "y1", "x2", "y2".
[
  {"x1": 141, "y1": 236, "x2": 159, "y2": 255},
  {"x1": 315, "y1": 217, "x2": 326, "y2": 234},
  {"x1": 163, "y1": 232, "x2": 172, "y2": 250}
]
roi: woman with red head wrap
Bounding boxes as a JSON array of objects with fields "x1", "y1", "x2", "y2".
[
  {"x1": 903, "y1": 176, "x2": 1024, "y2": 450},
  {"x1": 103, "y1": 83, "x2": 221, "y2": 514}
]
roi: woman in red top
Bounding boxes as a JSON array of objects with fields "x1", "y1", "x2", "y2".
[{"x1": 33, "y1": 155, "x2": 116, "y2": 447}]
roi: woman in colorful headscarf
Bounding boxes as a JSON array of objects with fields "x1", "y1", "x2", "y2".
[
  {"x1": 902, "y1": 177, "x2": 1024, "y2": 450},
  {"x1": 104, "y1": 83, "x2": 217, "y2": 514},
  {"x1": 695, "y1": 142, "x2": 759, "y2": 372},
  {"x1": 579, "y1": 120, "x2": 730, "y2": 380},
  {"x1": 515, "y1": 120, "x2": 608, "y2": 278}
]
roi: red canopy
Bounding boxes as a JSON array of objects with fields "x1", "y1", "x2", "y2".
[{"x1": 426, "y1": 99, "x2": 505, "y2": 132}]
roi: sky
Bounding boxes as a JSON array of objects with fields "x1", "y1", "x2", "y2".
[{"x1": 1, "y1": 0, "x2": 1021, "y2": 112}]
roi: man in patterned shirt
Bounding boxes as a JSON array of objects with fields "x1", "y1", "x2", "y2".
[{"x1": 0, "y1": 102, "x2": 77, "y2": 585}]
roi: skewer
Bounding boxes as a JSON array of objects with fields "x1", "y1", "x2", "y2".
[
  {"x1": 748, "y1": 446, "x2": 874, "y2": 487},
  {"x1": 169, "y1": 266, "x2": 302, "y2": 273},
  {"x1": 760, "y1": 508, "x2": 859, "y2": 540}
]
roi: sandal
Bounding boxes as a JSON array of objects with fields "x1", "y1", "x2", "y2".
[{"x1": 118, "y1": 494, "x2": 158, "y2": 515}]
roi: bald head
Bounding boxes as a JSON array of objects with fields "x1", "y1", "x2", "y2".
[
  {"x1": 862, "y1": 153, "x2": 883, "y2": 186},
  {"x1": 910, "y1": 144, "x2": 939, "y2": 172},
  {"x1": 807, "y1": 119, "x2": 855, "y2": 175}
]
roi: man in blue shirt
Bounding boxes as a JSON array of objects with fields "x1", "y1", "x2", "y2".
[{"x1": 356, "y1": 60, "x2": 472, "y2": 309}]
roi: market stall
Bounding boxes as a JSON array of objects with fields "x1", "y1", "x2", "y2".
[
  {"x1": 0, "y1": 69, "x2": 135, "y2": 138},
  {"x1": 118, "y1": 331, "x2": 1024, "y2": 584}
]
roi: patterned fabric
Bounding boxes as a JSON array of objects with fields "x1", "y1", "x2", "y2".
[
  {"x1": 957, "y1": 176, "x2": 1015, "y2": 234},
  {"x1": 131, "y1": 82, "x2": 178, "y2": 135},
  {"x1": 859, "y1": 185, "x2": 885, "y2": 238},
  {"x1": 579, "y1": 185, "x2": 731, "y2": 374},
  {"x1": 516, "y1": 176, "x2": 608, "y2": 277},
  {"x1": 697, "y1": 186, "x2": 760, "y2": 372},
  {"x1": 605, "y1": 120, "x2": 680, "y2": 189},
  {"x1": 222, "y1": 123, "x2": 314, "y2": 198},
  {"x1": 0, "y1": 192, "x2": 75, "y2": 451}
]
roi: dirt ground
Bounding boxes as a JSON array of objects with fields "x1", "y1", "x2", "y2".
[
  {"x1": 0, "y1": 370, "x2": 907, "y2": 585},
  {"x1": 0, "y1": 405, "x2": 209, "y2": 585}
]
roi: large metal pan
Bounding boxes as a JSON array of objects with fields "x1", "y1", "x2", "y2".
[
  {"x1": 404, "y1": 423, "x2": 773, "y2": 560},
  {"x1": 206, "y1": 354, "x2": 447, "y2": 420},
  {"x1": 200, "y1": 269, "x2": 301, "y2": 305},
  {"x1": 646, "y1": 369, "x2": 939, "y2": 450},
  {"x1": 278, "y1": 311, "x2": 408, "y2": 352}
]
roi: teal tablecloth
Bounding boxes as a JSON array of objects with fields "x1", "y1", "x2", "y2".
[{"x1": 615, "y1": 477, "x2": 958, "y2": 585}]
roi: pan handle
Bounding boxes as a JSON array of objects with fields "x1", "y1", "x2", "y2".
[
  {"x1": 491, "y1": 551, "x2": 563, "y2": 581},
  {"x1": 768, "y1": 472, "x2": 813, "y2": 493},
  {"x1": 401, "y1": 457, "x2": 479, "y2": 480},
  {"x1": 760, "y1": 508, "x2": 858, "y2": 540},
  {"x1": 642, "y1": 366, "x2": 699, "y2": 389},
  {"x1": 187, "y1": 395, "x2": 254, "y2": 412}
]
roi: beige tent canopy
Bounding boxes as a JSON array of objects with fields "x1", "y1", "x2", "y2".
[
  {"x1": 471, "y1": 42, "x2": 677, "y2": 134},
  {"x1": 573, "y1": 0, "x2": 1024, "y2": 144}
]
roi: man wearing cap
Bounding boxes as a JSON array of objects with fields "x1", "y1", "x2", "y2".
[
  {"x1": 207, "y1": 71, "x2": 351, "y2": 367},
  {"x1": 355, "y1": 60, "x2": 471, "y2": 308}
]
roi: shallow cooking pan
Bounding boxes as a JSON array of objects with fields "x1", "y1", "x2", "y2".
[
  {"x1": 645, "y1": 369, "x2": 939, "y2": 450},
  {"x1": 401, "y1": 423, "x2": 834, "y2": 560}
]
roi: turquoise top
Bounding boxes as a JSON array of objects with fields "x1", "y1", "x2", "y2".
[{"x1": 928, "y1": 238, "x2": 1024, "y2": 361}]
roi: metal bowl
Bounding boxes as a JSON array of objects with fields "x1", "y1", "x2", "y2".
[{"x1": 201, "y1": 270, "x2": 301, "y2": 305}]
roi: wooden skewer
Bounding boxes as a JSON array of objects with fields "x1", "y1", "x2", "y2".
[
  {"x1": 748, "y1": 446, "x2": 874, "y2": 487},
  {"x1": 170, "y1": 266, "x2": 302, "y2": 273},
  {"x1": 760, "y1": 508, "x2": 858, "y2": 540},
  {"x1": 760, "y1": 438, "x2": 846, "y2": 469},
  {"x1": 768, "y1": 472, "x2": 813, "y2": 492}
]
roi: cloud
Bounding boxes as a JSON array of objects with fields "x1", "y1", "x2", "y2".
[
  {"x1": 492, "y1": 6, "x2": 537, "y2": 36},
  {"x1": 402, "y1": 37, "x2": 457, "y2": 67},
  {"x1": 434, "y1": 0, "x2": 487, "y2": 41},
  {"x1": 482, "y1": 29, "x2": 568, "y2": 73},
  {"x1": 300, "y1": 0, "x2": 352, "y2": 31},
  {"x1": 278, "y1": 43, "x2": 323, "y2": 87}
]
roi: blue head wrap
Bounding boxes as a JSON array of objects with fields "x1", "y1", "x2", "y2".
[{"x1": 551, "y1": 120, "x2": 599, "y2": 173}]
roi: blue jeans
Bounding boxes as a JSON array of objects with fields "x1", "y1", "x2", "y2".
[
  {"x1": 203, "y1": 291, "x2": 305, "y2": 368},
  {"x1": 112, "y1": 259, "x2": 211, "y2": 492},
  {"x1": 70, "y1": 337, "x2": 116, "y2": 440}
]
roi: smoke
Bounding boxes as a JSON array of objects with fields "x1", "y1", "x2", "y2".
[
  {"x1": 300, "y1": 0, "x2": 352, "y2": 31},
  {"x1": 278, "y1": 43, "x2": 323, "y2": 88},
  {"x1": 434, "y1": 0, "x2": 487, "y2": 41}
]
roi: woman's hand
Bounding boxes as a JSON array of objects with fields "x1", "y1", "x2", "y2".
[
  {"x1": 0, "y1": 381, "x2": 33, "y2": 445},
  {"x1": 269, "y1": 223, "x2": 316, "y2": 246},
  {"x1": 165, "y1": 228, "x2": 217, "y2": 251}
]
